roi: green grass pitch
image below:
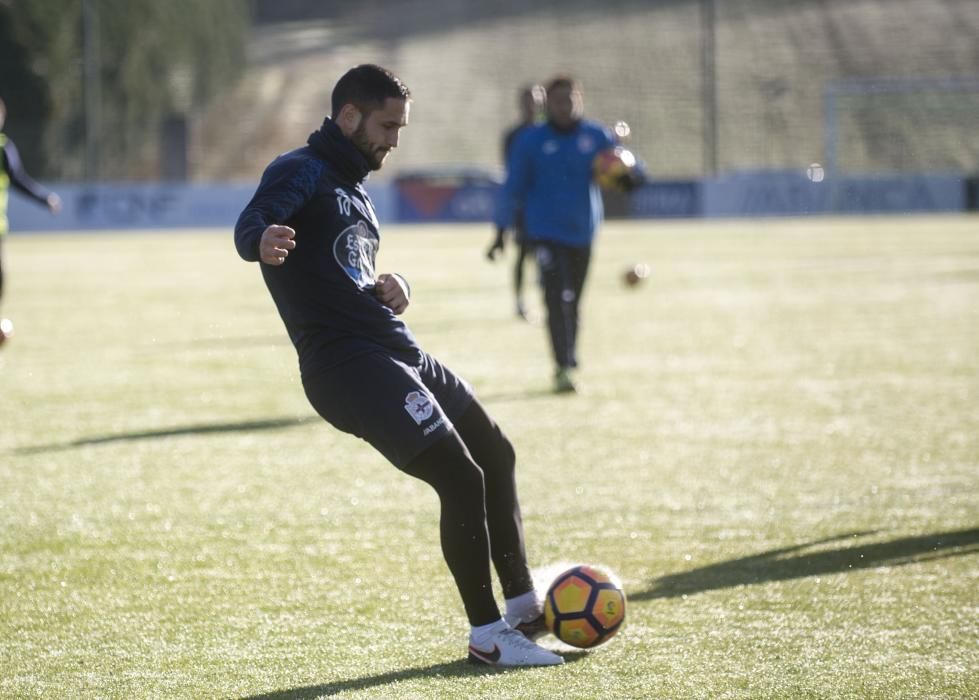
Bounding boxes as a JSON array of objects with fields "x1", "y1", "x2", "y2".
[{"x1": 1, "y1": 216, "x2": 977, "y2": 698}]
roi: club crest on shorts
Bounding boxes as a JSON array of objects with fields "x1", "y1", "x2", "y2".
[
  {"x1": 578, "y1": 133, "x2": 595, "y2": 153},
  {"x1": 404, "y1": 390, "x2": 434, "y2": 425}
]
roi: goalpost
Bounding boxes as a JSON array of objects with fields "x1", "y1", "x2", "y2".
[{"x1": 822, "y1": 76, "x2": 979, "y2": 177}]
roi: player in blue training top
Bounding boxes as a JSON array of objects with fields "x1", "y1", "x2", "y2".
[
  {"x1": 494, "y1": 75, "x2": 642, "y2": 393},
  {"x1": 0, "y1": 97, "x2": 62, "y2": 345},
  {"x1": 234, "y1": 65, "x2": 563, "y2": 668},
  {"x1": 486, "y1": 83, "x2": 546, "y2": 320}
]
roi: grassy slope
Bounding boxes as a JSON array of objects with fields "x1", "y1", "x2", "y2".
[
  {"x1": 198, "y1": 0, "x2": 979, "y2": 182},
  {"x1": 1, "y1": 216, "x2": 977, "y2": 698}
]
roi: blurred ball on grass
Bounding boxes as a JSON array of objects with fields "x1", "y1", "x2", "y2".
[
  {"x1": 622, "y1": 262, "x2": 650, "y2": 287},
  {"x1": 0, "y1": 318, "x2": 14, "y2": 345}
]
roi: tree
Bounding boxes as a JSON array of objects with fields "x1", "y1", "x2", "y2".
[{"x1": 0, "y1": 0, "x2": 250, "y2": 180}]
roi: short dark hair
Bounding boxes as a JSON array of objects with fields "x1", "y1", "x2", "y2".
[
  {"x1": 546, "y1": 75, "x2": 579, "y2": 94},
  {"x1": 331, "y1": 64, "x2": 410, "y2": 119}
]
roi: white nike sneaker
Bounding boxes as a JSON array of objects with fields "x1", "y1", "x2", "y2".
[{"x1": 468, "y1": 625, "x2": 564, "y2": 666}]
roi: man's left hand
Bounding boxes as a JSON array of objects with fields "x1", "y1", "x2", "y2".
[
  {"x1": 486, "y1": 228, "x2": 506, "y2": 261},
  {"x1": 374, "y1": 273, "x2": 410, "y2": 315}
]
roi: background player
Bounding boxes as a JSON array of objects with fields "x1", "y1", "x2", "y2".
[
  {"x1": 0, "y1": 97, "x2": 62, "y2": 345},
  {"x1": 234, "y1": 65, "x2": 563, "y2": 667},
  {"x1": 486, "y1": 83, "x2": 546, "y2": 320},
  {"x1": 493, "y1": 75, "x2": 642, "y2": 393}
]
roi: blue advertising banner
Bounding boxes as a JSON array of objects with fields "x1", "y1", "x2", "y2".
[
  {"x1": 396, "y1": 177, "x2": 702, "y2": 223},
  {"x1": 703, "y1": 171, "x2": 965, "y2": 218},
  {"x1": 629, "y1": 181, "x2": 701, "y2": 218},
  {"x1": 7, "y1": 172, "x2": 968, "y2": 232},
  {"x1": 395, "y1": 178, "x2": 498, "y2": 223},
  {"x1": 8, "y1": 182, "x2": 396, "y2": 232},
  {"x1": 8, "y1": 183, "x2": 254, "y2": 232}
]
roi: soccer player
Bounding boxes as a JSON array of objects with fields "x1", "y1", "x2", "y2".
[
  {"x1": 494, "y1": 75, "x2": 642, "y2": 393},
  {"x1": 486, "y1": 84, "x2": 546, "y2": 320},
  {"x1": 234, "y1": 65, "x2": 563, "y2": 667},
  {"x1": 0, "y1": 98, "x2": 62, "y2": 345}
]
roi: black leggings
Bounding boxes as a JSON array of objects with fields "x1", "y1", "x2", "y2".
[
  {"x1": 402, "y1": 398, "x2": 533, "y2": 626},
  {"x1": 513, "y1": 230, "x2": 530, "y2": 301},
  {"x1": 537, "y1": 241, "x2": 591, "y2": 369}
]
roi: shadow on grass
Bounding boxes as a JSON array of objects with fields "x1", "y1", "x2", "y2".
[
  {"x1": 633, "y1": 527, "x2": 979, "y2": 601},
  {"x1": 14, "y1": 416, "x2": 318, "y2": 454},
  {"x1": 478, "y1": 387, "x2": 562, "y2": 403},
  {"x1": 151, "y1": 333, "x2": 289, "y2": 349},
  {"x1": 240, "y1": 651, "x2": 589, "y2": 699}
]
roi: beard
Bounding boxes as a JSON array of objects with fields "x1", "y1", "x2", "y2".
[{"x1": 351, "y1": 123, "x2": 390, "y2": 171}]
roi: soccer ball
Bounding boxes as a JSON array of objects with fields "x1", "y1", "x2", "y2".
[
  {"x1": 593, "y1": 147, "x2": 638, "y2": 191},
  {"x1": 543, "y1": 564, "x2": 626, "y2": 648},
  {"x1": 0, "y1": 318, "x2": 13, "y2": 346},
  {"x1": 623, "y1": 262, "x2": 650, "y2": 287}
]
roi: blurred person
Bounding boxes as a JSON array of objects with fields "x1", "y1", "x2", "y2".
[
  {"x1": 0, "y1": 97, "x2": 62, "y2": 345},
  {"x1": 494, "y1": 75, "x2": 642, "y2": 393},
  {"x1": 234, "y1": 64, "x2": 563, "y2": 668},
  {"x1": 486, "y1": 83, "x2": 546, "y2": 320}
]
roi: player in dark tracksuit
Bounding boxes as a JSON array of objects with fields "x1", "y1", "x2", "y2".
[
  {"x1": 486, "y1": 84, "x2": 546, "y2": 320},
  {"x1": 234, "y1": 65, "x2": 562, "y2": 667},
  {"x1": 0, "y1": 97, "x2": 61, "y2": 344},
  {"x1": 494, "y1": 75, "x2": 622, "y2": 393}
]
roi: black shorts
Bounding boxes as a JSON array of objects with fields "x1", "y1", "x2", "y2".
[{"x1": 301, "y1": 351, "x2": 474, "y2": 468}]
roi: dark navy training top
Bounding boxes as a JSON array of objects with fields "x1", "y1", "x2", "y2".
[{"x1": 235, "y1": 118, "x2": 422, "y2": 376}]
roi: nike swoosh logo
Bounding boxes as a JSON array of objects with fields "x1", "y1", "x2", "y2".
[{"x1": 468, "y1": 643, "x2": 502, "y2": 664}]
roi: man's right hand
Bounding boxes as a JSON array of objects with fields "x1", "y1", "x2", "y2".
[{"x1": 260, "y1": 225, "x2": 297, "y2": 265}]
